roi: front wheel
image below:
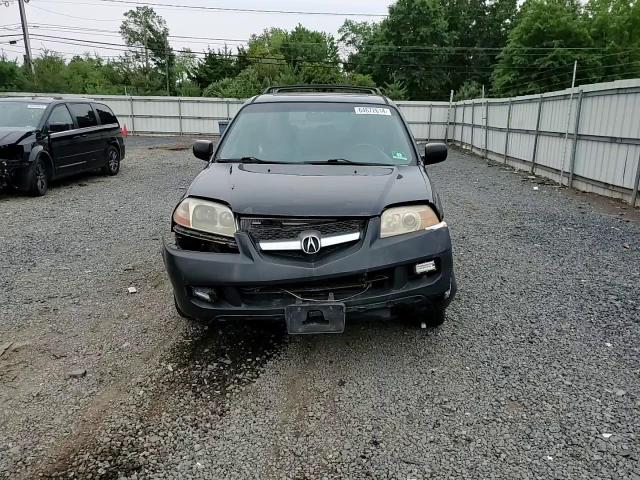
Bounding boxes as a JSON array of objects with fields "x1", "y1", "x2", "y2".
[
  {"x1": 28, "y1": 157, "x2": 48, "y2": 197},
  {"x1": 102, "y1": 145, "x2": 120, "y2": 176}
]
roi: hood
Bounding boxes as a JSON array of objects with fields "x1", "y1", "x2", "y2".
[
  {"x1": 0, "y1": 128, "x2": 35, "y2": 147},
  {"x1": 186, "y1": 162, "x2": 434, "y2": 217}
]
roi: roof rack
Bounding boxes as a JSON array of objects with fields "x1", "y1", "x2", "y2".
[{"x1": 263, "y1": 84, "x2": 382, "y2": 95}]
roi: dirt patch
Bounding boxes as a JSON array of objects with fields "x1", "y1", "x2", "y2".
[{"x1": 37, "y1": 321, "x2": 288, "y2": 479}]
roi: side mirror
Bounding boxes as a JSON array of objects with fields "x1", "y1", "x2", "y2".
[
  {"x1": 48, "y1": 122, "x2": 69, "y2": 133},
  {"x1": 193, "y1": 140, "x2": 214, "y2": 161},
  {"x1": 422, "y1": 142, "x2": 448, "y2": 165}
]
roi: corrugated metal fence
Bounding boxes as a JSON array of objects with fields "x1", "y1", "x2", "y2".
[
  {"x1": 448, "y1": 79, "x2": 640, "y2": 207},
  {"x1": 1, "y1": 92, "x2": 450, "y2": 140},
  {"x1": 4, "y1": 82, "x2": 639, "y2": 206}
]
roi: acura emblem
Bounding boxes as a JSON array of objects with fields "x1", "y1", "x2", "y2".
[{"x1": 301, "y1": 233, "x2": 321, "y2": 254}]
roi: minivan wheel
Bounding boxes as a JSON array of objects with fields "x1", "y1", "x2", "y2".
[
  {"x1": 102, "y1": 145, "x2": 120, "y2": 176},
  {"x1": 28, "y1": 158, "x2": 48, "y2": 196}
]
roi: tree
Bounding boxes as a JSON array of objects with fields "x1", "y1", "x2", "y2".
[
  {"x1": 584, "y1": 0, "x2": 640, "y2": 82},
  {"x1": 338, "y1": 20, "x2": 383, "y2": 74},
  {"x1": 338, "y1": 20, "x2": 379, "y2": 58},
  {"x1": 120, "y1": 6, "x2": 176, "y2": 94},
  {"x1": 120, "y1": 6, "x2": 168, "y2": 67},
  {"x1": 203, "y1": 67, "x2": 262, "y2": 98},
  {"x1": 191, "y1": 47, "x2": 240, "y2": 89},
  {"x1": 492, "y1": 0, "x2": 599, "y2": 96},
  {"x1": 340, "y1": 0, "x2": 451, "y2": 100},
  {"x1": 245, "y1": 25, "x2": 342, "y2": 85},
  {"x1": 281, "y1": 24, "x2": 340, "y2": 71},
  {"x1": 442, "y1": 0, "x2": 517, "y2": 94},
  {"x1": 64, "y1": 56, "x2": 121, "y2": 94},
  {"x1": 454, "y1": 80, "x2": 483, "y2": 100},
  {"x1": 0, "y1": 56, "x2": 26, "y2": 92},
  {"x1": 344, "y1": 72, "x2": 376, "y2": 87},
  {"x1": 29, "y1": 52, "x2": 69, "y2": 93},
  {"x1": 383, "y1": 75, "x2": 409, "y2": 100}
]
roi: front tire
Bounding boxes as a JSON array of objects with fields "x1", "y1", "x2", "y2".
[
  {"x1": 28, "y1": 157, "x2": 48, "y2": 197},
  {"x1": 102, "y1": 145, "x2": 120, "y2": 176}
]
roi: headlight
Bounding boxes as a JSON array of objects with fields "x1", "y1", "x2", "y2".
[
  {"x1": 173, "y1": 198, "x2": 236, "y2": 237},
  {"x1": 380, "y1": 205, "x2": 440, "y2": 238}
]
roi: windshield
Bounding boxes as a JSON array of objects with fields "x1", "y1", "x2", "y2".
[
  {"x1": 216, "y1": 102, "x2": 416, "y2": 165},
  {"x1": 0, "y1": 101, "x2": 47, "y2": 129}
]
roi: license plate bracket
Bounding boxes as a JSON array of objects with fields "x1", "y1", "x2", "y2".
[{"x1": 285, "y1": 302, "x2": 346, "y2": 334}]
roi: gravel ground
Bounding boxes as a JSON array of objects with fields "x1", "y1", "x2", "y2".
[{"x1": 1, "y1": 142, "x2": 638, "y2": 479}]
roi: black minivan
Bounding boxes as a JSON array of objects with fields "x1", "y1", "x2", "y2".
[
  {"x1": 163, "y1": 85, "x2": 456, "y2": 334},
  {"x1": 0, "y1": 97, "x2": 125, "y2": 196}
]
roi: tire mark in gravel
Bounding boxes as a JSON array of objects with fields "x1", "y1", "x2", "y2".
[{"x1": 38, "y1": 321, "x2": 288, "y2": 479}]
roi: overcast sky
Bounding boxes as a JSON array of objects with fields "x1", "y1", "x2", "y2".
[{"x1": 1, "y1": 0, "x2": 391, "y2": 62}]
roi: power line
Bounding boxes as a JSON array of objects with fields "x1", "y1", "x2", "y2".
[
  {"x1": 15, "y1": 14, "x2": 627, "y2": 54},
  {"x1": 507, "y1": 59, "x2": 640, "y2": 94},
  {"x1": 21, "y1": 32, "x2": 638, "y2": 77},
  {"x1": 542, "y1": 67, "x2": 640, "y2": 92},
  {"x1": 27, "y1": 24, "x2": 249, "y2": 46},
  {"x1": 10, "y1": 29, "x2": 639, "y2": 78},
  {"x1": 506, "y1": 50, "x2": 640, "y2": 92},
  {"x1": 27, "y1": 3, "x2": 122, "y2": 22},
  {"x1": 31, "y1": 0, "x2": 388, "y2": 17},
  {"x1": 16, "y1": 23, "x2": 632, "y2": 59},
  {"x1": 25, "y1": 34, "x2": 567, "y2": 71}
]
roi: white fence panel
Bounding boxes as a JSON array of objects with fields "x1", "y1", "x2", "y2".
[
  {"x1": 535, "y1": 135, "x2": 568, "y2": 172},
  {"x1": 579, "y1": 91, "x2": 640, "y2": 139},
  {"x1": 445, "y1": 79, "x2": 640, "y2": 206}
]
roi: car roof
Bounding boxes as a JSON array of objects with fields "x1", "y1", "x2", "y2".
[
  {"x1": 252, "y1": 93, "x2": 391, "y2": 105},
  {"x1": 0, "y1": 96, "x2": 56, "y2": 103},
  {"x1": 0, "y1": 96, "x2": 97, "y2": 104}
]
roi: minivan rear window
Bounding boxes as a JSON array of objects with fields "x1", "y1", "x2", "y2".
[
  {"x1": 68, "y1": 103, "x2": 98, "y2": 129},
  {"x1": 94, "y1": 104, "x2": 118, "y2": 125}
]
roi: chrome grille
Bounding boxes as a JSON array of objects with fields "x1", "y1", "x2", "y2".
[{"x1": 239, "y1": 217, "x2": 366, "y2": 242}]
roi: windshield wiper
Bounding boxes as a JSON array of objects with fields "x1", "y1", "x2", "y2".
[
  {"x1": 217, "y1": 157, "x2": 288, "y2": 164},
  {"x1": 304, "y1": 158, "x2": 376, "y2": 165}
]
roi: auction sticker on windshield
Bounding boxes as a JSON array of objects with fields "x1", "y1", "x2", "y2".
[
  {"x1": 391, "y1": 151, "x2": 408, "y2": 161},
  {"x1": 27, "y1": 104, "x2": 47, "y2": 109},
  {"x1": 354, "y1": 106, "x2": 391, "y2": 116}
]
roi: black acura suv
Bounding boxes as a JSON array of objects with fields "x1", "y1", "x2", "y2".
[
  {"x1": 0, "y1": 97, "x2": 124, "y2": 196},
  {"x1": 163, "y1": 86, "x2": 456, "y2": 334}
]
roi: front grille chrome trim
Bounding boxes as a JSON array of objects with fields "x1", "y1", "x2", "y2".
[
  {"x1": 259, "y1": 232, "x2": 361, "y2": 252},
  {"x1": 320, "y1": 232, "x2": 361, "y2": 247}
]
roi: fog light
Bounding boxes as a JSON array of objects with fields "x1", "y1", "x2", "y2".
[
  {"x1": 415, "y1": 260, "x2": 437, "y2": 275},
  {"x1": 192, "y1": 287, "x2": 217, "y2": 303}
]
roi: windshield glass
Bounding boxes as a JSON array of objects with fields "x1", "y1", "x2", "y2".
[
  {"x1": 0, "y1": 101, "x2": 47, "y2": 129},
  {"x1": 217, "y1": 102, "x2": 416, "y2": 165}
]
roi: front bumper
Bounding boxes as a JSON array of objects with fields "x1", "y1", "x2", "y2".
[
  {"x1": 163, "y1": 218, "x2": 457, "y2": 321},
  {"x1": 0, "y1": 159, "x2": 30, "y2": 189}
]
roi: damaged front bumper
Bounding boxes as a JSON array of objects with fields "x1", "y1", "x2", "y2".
[
  {"x1": 0, "y1": 158, "x2": 30, "y2": 190},
  {"x1": 163, "y1": 218, "x2": 457, "y2": 322}
]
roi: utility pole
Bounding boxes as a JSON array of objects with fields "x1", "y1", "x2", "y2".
[
  {"x1": 559, "y1": 60, "x2": 578, "y2": 185},
  {"x1": 165, "y1": 34, "x2": 170, "y2": 96},
  {"x1": 143, "y1": 23, "x2": 149, "y2": 71},
  {"x1": 18, "y1": 0, "x2": 35, "y2": 74},
  {"x1": 143, "y1": 22, "x2": 149, "y2": 91},
  {"x1": 445, "y1": 89, "x2": 454, "y2": 144}
]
